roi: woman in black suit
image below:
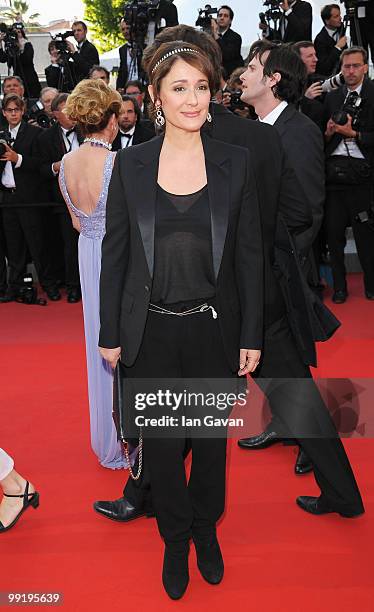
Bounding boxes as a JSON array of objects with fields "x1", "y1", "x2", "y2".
[{"x1": 99, "y1": 41, "x2": 263, "y2": 600}]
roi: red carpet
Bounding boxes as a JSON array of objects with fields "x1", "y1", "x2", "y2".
[{"x1": 0, "y1": 273, "x2": 373, "y2": 611}]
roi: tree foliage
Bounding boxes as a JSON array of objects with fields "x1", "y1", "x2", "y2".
[
  {"x1": 83, "y1": 0, "x2": 126, "y2": 52},
  {"x1": 0, "y1": 1, "x2": 41, "y2": 29}
]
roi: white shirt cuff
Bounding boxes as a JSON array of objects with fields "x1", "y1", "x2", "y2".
[
  {"x1": 285, "y1": 8, "x2": 293, "y2": 16},
  {"x1": 15, "y1": 154, "x2": 22, "y2": 168}
]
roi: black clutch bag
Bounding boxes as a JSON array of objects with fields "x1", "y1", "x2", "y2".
[{"x1": 112, "y1": 361, "x2": 143, "y2": 480}]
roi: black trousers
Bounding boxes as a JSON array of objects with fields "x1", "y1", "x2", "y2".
[
  {"x1": 125, "y1": 314, "x2": 364, "y2": 517},
  {"x1": 325, "y1": 185, "x2": 374, "y2": 293},
  {"x1": 2, "y1": 206, "x2": 55, "y2": 292},
  {"x1": 123, "y1": 303, "x2": 235, "y2": 545},
  {"x1": 0, "y1": 209, "x2": 7, "y2": 292},
  {"x1": 44, "y1": 209, "x2": 80, "y2": 290},
  {"x1": 254, "y1": 315, "x2": 364, "y2": 515}
]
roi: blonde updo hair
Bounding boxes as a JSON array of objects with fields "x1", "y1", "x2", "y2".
[{"x1": 65, "y1": 79, "x2": 122, "y2": 136}]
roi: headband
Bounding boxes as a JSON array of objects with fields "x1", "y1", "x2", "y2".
[{"x1": 151, "y1": 47, "x2": 201, "y2": 74}]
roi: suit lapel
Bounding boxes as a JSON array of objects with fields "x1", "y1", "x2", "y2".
[
  {"x1": 202, "y1": 134, "x2": 230, "y2": 280},
  {"x1": 129, "y1": 134, "x2": 231, "y2": 281}
]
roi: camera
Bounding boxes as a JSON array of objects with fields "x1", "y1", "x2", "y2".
[
  {"x1": 0, "y1": 130, "x2": 13, "y2": 157},
  {"x1": 355, "y1": 205, "x2": 374, "y2": 227},
  {"x1": 332, "y1": 91, "x2": 363, "y2": 129},
  {"x1": 320, "y1": 72, "x2": 345, "y2": 94},
  {"x1": 28, "y1": 101, "x2": 54, "y2": 130},
  {"x1": 228, "y1": 90, "x2": 246, "y2": 112},
  {"x1": 195, "y1": 4, "x2": 218, "y2": 31},
  {"x1": 260, "y1": 0, "x2": 283, "y2": 22},
  {"x1": 123, "y1": 0, "x2": 160, "y2": 46},
  {"x1": 0, "y1": 21, "x2": 24, "y2": 56},
  {"x1": 50, "y1": 30, "x2": 74, "y2": 55},
  {"x1": 15, "y1": 273, "x2": 47, "y2": 306}
]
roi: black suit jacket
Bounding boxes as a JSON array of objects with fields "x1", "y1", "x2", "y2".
[
  {"x1": 99, "y1": 134, "x2": 264, "y2": 368},
  {"x1": 45, "y1": 63, "x2": 75, "y2": 93},
  {"x1": 111, "y1": 121, "x2": 155, "y2": 151},
  {"x1": 324, "y1": 79, "x2": 374, "y2": 163},
  {"x1": 36, "y1": 122, "x2": 83, "y2": 206},
  {"x1": 116, "y1": 44, "x2": 145, "y2": 90},
  {"x1": 208, "y1": 104, "x2": 335, "y2": 366},
  {"x1": 0, "y1": 122, "x2": 44, "y2": 205},
  {"x1": 71, "y1": 40, "x2": 100, "y2": 82},
  {"x1": 0, "y1": 42, "x2": 41, "y2": 98},
  {"x1": 268, "y1": 0, "x2": 312, "y2": 43},
  {"x1": 315, "y1": 26, "x2": 346, "y2": 77},
  {"x1": 217, "y1": 28, "x2": 244, "y2": 78}
]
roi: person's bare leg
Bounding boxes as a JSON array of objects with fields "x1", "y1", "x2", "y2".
[{"x1": 0, "y1": 470, "x2": 35, "y2": 528}]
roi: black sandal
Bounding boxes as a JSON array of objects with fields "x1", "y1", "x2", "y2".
[{"x1": 0, "y1": 481, "x2": 39, "y2": 533}]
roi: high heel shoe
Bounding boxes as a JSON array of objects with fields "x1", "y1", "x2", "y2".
[
  {"x1": 0, "y1": 481, "x2": 39, "y2": 533},
  {"x1": 162, "y1": 542, "x2": 190, "y2": 600}
]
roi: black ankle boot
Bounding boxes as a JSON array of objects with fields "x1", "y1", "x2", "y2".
[
  {"x1": 162, "y1": 543, "x2": 189, "y2": 600},
  {"x1": 193, "y1": 532, "x2": 224, "y2": 585}
]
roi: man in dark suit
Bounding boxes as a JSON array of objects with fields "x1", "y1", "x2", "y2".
[
  {"x1": 37, "y1": 93, "x2": 81, "y2": 303},
  {"x1": 93, "y1": 30, "x2": 364, "y2": 523},
  {"x1": 45, "y1": 41, "x2": 76, "y2": 93},
  {"x1": 260, "y1": 0, "x2": 312, "y2": 43},
  {"x1": 293, "y1": 41, "x2": 325, "y2": 131},
  {"x1": 0, "y1": 94, "x2": 58, "y2": 302},
  {"x1": 65, "y1": 21, "x2": 99, "y2": 83},
  {"x1": 111, "y1": 96, "x2": 154, "y2": 152},
  {"x1": 324, "y1": 46, "x2": 374, "y2": 303},
  {"x1": 212, "y1": 5, "x2": 243, "y2": 79},
  {"x1": 315, "y1": 4, "x2": 347, "y2": 77}
]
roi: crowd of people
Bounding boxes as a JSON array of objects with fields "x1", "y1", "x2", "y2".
[{"x1": 0, "y1": 1, "x2": 372, "y2": 601}]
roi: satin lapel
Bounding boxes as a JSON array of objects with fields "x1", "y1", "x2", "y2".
[
  {"x1": 202, "y1": 135, "x2": 231, "y2": 280},
  {"x1": 131, "y1": 135, "x2": 163, "y2": 277}
]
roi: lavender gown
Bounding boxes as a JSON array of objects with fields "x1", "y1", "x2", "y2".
[{"x1": 59, "y1": 152, "x2": 126, "y2": 469}]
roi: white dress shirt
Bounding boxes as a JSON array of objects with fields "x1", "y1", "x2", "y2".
[
  {"x1": 120, "y1": 125, "x2": 136, "y2": 148},
  {"x1": 126, "y1": 46, "x2": 139, "y2": 81},
  {"x1": 1, "y1": 122, "x2": 23, "y2": 189},
  {"x1": 332, "y1": 84, "x2": 365, "y2": 159},
  {"x1": 259, "y1": 101, "x2": 288, "y2": 126}
]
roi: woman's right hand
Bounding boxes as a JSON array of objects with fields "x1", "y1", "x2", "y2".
[{"x1": 99, "y1": 346, "x2": 121, "y2": 369}]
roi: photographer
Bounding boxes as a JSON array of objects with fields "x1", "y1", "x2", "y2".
[
  {"x1": 314, "y1": 4, "x2": 347, "y2": 77},
  {"x1": 45, "y1": 40, "x2": 76, "y2": 93},
  {"x1": 293, "y1": 41, "x2": 325, "y2": 131},
  {"x1": 117, "y1": 19, "x2": 145, "y2": 91},
  {"x1": 221, "y1": 67, "x2": 255, "y2": 119},
  {"x1": 0, "y1": 94, "x2": 58, "y2": 303},
  {"x1": 324, "y1": 46, "x2": 374, "y2": 303},
  {"x1": 260, "y1": 0, "x2": 312, "y2": 43},
  {"x1": 37, "y1": 93, "x2": 81, "y2": 303},
  {"x1": 211, "y1": 5, "x2": 243, "y2": 78},
  {"x1": 64, "y1": 21, "x2": 99, "y2": 83},
  {"x1": 0, "y1": 23, "x2": 41, "y2": 98}
]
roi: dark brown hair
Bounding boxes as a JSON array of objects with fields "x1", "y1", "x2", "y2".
[
  {"x1": 2, "y1": 94, "x2": 25, "y2": 111},
  {"x1": 340, "y1": 46, "x2": 368, "y2": 65}
]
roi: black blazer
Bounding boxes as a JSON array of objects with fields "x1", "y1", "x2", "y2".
[
  {"x1": 273, "y1": 104, "x2": 324, "y2": 253},
  {"x1": 71, "y1": 40, "x2": 100, "y2": 81},
  {"x1": 45, "y1": 63, "x2": 75, "y2": 93},
  {"x1": 217, "y1": 28, "x2": 244, "y2": 79},
  {"x1": 111, "y1": 121, "x2": 155, "y2": 151},
  {"x1": 314, "y1": 26, "x2": 346, "y2": 77},
  {"x1": 0, "y1": 122, "x2": 44, "y2": 205},
  {"x1": 207, "y1": 104, "x2": 334, "y2": 366},
  {"x1": 99, "y1": 134, "x2": 264, "y2": 369},
  {"x1": 324, "y1": 79, "x2": 374, "y2": 163},
  {"x1": 268, "y1": 0, "x2": 312, "y2": 43},
  {"x1": 0, "y1": 42, "x2": 41, "y2": 98},
  {"x1": 37, "y1": 122, "x2": 83, "y2": 205}
]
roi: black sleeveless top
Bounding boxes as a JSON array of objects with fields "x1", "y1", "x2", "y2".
[{"x1": 151, "y1": 184, "x2": 216, "y2": 305}]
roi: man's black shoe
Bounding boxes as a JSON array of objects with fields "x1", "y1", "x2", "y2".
[
  {"x1": 0, "y1": 290, "x2": 15, "y2": 303},
  {"x1": 294, "y1": 448, "x2": 313, "y2": 475},
  {"x1": 93, "y1": 497, "x2": 152, "y2": 522},
  {"x1": 238, "y1": 429, "x2": 281, "y2": 450},
  {"x1": 193, "y1": 533, "x2": 224, "y2": 585},
  {"x1": 296, "y1": 496, "x2": 364, "y2": 518},
  {"x1": 67, "y1": 288, "x2": 81, "y2": 303},
  {"x1": 332, "y1": 289, "x2": 347, "y2": 304},
  {"x1": 45, "y1": 286, "x2": 61, "y2": 301},
  {"x1": 365, "y1": 290, "x2": 374, "y2": 300},
  {"x1": 162, "y1": 543, "x2": 189, "y2": 600}
]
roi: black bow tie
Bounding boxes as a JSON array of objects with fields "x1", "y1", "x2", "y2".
[
  {"x1": 120, "y1": 132, "x2": 132, "y2": 138},
  {"x1": 65, "y1": 128, "x2": 75, "y2": 138}
]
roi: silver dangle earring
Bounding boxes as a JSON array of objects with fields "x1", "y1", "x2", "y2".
[
  {"x1": 155, "y1": 106, "x2": 165, "y2": 127},
  {"x1": 206, "y1": 112, "x2": 212, "y2": 123}
]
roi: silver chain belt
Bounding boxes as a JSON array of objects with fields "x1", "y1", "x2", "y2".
[{"x1": 149, "y1": 302, "x2": 218, "y2": 319}]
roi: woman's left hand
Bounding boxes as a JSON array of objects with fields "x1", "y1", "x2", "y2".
[{"x1": 238, "y1": 349, "x2": 261, "y2": 376}]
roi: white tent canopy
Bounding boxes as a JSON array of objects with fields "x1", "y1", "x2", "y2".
[{"x1": 99, "y1": 47, "x2": 121, "y2": 71}]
